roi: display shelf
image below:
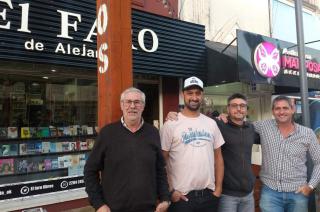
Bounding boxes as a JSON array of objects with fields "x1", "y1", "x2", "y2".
[
  {"x1": 0, "y1": 167, "x2": 68, "y2": 178},
  {"x1": 0, "y1": 149, "x2": 91, "y2": 159},
  {"x1": 0, "y1": 133, "x2": 97, "y2": 143}
]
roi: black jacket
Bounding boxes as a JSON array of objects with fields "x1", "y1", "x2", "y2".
[
  {"x1": 216, "y1": 119, "x2": 260, "y2": 197},
  {"x1": 84, "y1": 121, "x2": 169, "y2": 211}
]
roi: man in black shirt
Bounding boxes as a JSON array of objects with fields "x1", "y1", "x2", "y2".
[
  {"x1": 84, "y1": 87, "x2": 170, "y2": 212},
  {"x1": 216, "y1": 93, "x2": 259, "y2": 212}
]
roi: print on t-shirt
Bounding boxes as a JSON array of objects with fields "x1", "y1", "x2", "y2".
[{"x1": 181, "y1": 128, "x2": 214, "y2": 147}]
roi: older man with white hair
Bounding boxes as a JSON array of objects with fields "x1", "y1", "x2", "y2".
[{"x1": 84, "y1": 87, "x2": 170, "y2": 212}]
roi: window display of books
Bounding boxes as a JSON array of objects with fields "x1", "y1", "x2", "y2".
[
  {"x1": 1, "y1": 139, "x2": 94, "y2": 157},
  {"x1": 0, "y1": 148, "x2": 92, "y2": 176},
  {"x1": 0, "y1": 125, "x2": 96, "y2": 178},
  {"x1": 13, "y1": 153, "x2": 88, "y2": 176}
]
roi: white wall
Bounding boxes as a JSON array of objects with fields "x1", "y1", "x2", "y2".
[{"x1": 179, "y1": 0, "x2": 271, "y2": 43}]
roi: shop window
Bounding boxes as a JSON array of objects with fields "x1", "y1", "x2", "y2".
[
  {"x1": 0, "y1": 63, "x2": 97, "y2": 199},
  {"x1": 201, "y1": 96, "x2": 228, "y2": 119}
]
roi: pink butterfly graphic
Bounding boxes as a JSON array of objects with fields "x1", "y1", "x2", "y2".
[{"x1": 254, "y1": 42, "x2": 280, "y2": 78}]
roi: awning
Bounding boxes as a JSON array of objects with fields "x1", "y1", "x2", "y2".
[{"x1": 206, "y1": 40, "x2": 238, "y2": 86}]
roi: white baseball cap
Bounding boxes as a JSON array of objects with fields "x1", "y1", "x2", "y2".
[{"x1": 183, "y1": 76, "x2": 204, "y2": 90}]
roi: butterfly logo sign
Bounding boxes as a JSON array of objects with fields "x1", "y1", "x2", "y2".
[{"x1": 253, "y1": 42, "x2": 281, "y2": 78}]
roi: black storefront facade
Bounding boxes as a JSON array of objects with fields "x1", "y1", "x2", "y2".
[
  {"x1": 205, "y1": 29, "x2": 320, "y2": 122},
  {"x1": 206, "y1": 30, "x2": 320, "y2": 139},
  {"x1": 0, "y1": 1, "x2": 205, "y2": 210},
  {"x1": 207, "y1": 29, "x2": 320, "y2": 90},
  {"x1": 237, "y1": 29, "x2": 320, "y2": 155}
]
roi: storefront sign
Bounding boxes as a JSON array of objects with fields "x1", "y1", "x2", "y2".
[
  {"x1": 0, "y1": 1, "x2": 204, "y2": 78},
  {"x1": 238, "y1": 30, "x2": 320, "y2": 89},
  {"x1": 0, "y1": 176, "x2": 84, "y2": 200},
  {"x1": 253, "y1": 41, "x2": 320, "y2": 80},
  {"x1": 0, "y1": 0, "x2": 158, "y2": 60},
  {"x1": 253, "y1": 42, "x2": 281, "y2": 78},
  {"x1": 97, "y1": 3, "x2": 108, "y2": 74},
  {"x1": 281, "y1": 52, "x2": 320, "y2": 77}
]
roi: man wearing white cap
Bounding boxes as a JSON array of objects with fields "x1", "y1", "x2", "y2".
[{"x1": 160, "y1": 76, "x2": 225, "y2": 212}]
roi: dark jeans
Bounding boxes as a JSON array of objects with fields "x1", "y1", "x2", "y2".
[
  {"x1": 112, "y1": 209, "x2": 154, "y2": 212},
  {"x1": 112, "y1": 206, "x2": 155, "y2": 212},
  {"x1": 169, "y1": 188, "x2": 220, "y2": 212}
]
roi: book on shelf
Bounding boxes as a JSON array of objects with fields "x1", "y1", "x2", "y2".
[
  {"x1": 87, "y1": 126, "x2": 94, "y2": 135},
  {"x1": 21, "y1": 127, "x2": 31, "y2": 138},
  {"x1": 0, "y1": 144, "x2": 18, "y2": 156},
  {"x1": 0, "y1": 127, "x2": 8, "y2": 139},
  {"x1": 71, "y1": 155, "x2": 80, "y2": 166},
  {"x1": 49, "y1": 126, "x2": 58, "y2": 137},
  {"x1": 63, "y1": 127, "x2": 71, "y2": 136},
  {"x1": 7, "y1": 127, "x2": 18, "y2": 139},
  {"x1": 26, "y1": 142, "x2": 36, "y2": 154},
  {"x1": 40, "y1": 127, "x2": 50, "y2": 138},
  {"x1": 58, "y1": 156, "x2": 65, "y2": 168},
  {"x1": 42, "y1": 141, "x2": 50, "y2": 153},
  {"x1": 19, "y1": 143, "x2": 28, "y2": 155},
  {"x1": 80, "y1": 125, "x2": 88, "y2": 135},
  {"x1": 38, "y1": 160, "x2": 45, "y2": 171},
  {"x1": 34, "y1": 142, "x2": 42, "y2": 154},
  {"x1": 61, "y1": 142, "x2": 70, "y2": 152},
  {"x1": 63, "y1": 155, "x2": 72, "y2": 168},
  {"x1": 57, "y1": 127, "x2": 64, "y2": 136},
  {"x1": 27, "y1": 160, "x2": 37, "y2": 172},
  {"x1": 80, "y1": 141, "x2": 88, "y2": 150},
  {"x1": 79, "y1": 154, "x2": 86, "y2": 166},
  {"x1": 77, "y1": 125, "x2": 82, "y2": 135},
  {"x1": 56, "y1": 142, "x2": 63, "y2": 152},
  {"x1": 29, "y1": 127, "x2": 38, "y2": 138},
  {"x1": 0, "y1": 158, "x2": 14, "y2": 175},
  {"x1": 44, "y1": 159, "x2": 52, "y2": 170},
  {"x1": 69, "y1": 125, "x2": 78, "y2": 136},
  {"x1": 86, "y1": 138, "x2": 95, "y2": 150},
  {"x1": 51, "y1": 158, "x2": 58, "y2": 169},
  {"x1": 35, "y1": 127, "x2": 43, "y2": 137},
  {"x1": 49, "y1": 142, "x2": 56, "y2": 153},
  {"x1": 76, "y1": 140, "x2": 81, "y2": 150},
  {"x1": 15, "y1": 159, "x2": 28, "y2": 173},
  {"x1": 69, "y1": 141, "x2": 78, "y2": 151}
]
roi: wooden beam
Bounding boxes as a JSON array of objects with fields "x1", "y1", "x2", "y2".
[{"x1": 96, "y1": 0, "x2": 132, "y2": 129}]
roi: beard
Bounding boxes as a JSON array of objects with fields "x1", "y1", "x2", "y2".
[{"x1": 184, "y1": 101, "x2": 201, "y2": 111}]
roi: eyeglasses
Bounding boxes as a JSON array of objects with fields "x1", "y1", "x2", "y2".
[
  {"x1": 122, "y1": 99, "x2": 144, "y2": 107},
  {"x1": 228, "y1": 103, "x2": 247, "y2": 110}
]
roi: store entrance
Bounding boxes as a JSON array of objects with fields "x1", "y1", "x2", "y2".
[{"x1": 136, "y1": 83, "x2": 159, "y2": 127}]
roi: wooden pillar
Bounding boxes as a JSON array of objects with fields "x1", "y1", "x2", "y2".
[{"x1": 96, "y1": 0, "x2": 132, "y2": 129}]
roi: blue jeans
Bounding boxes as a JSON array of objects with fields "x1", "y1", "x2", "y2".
[
  {"x1": 259, "y1": 185, "x2": 308, "y2": 212},
  {"x1": 218, "y1": 191, "x2": 254, "y2": 212}
]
